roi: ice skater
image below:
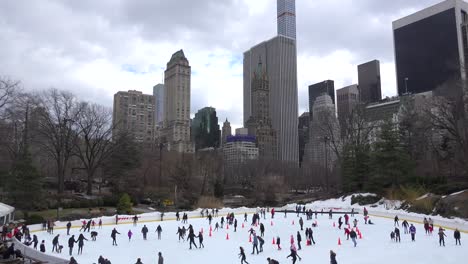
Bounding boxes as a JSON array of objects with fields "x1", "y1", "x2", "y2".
[
  {"x1": 330, "y1": 250, "x2": 337, "y2": 264},
  {"x1": 394, "y1": 215, "x2": 399, "y2": 226},
  {"x1": 156, "y1": 225, "x2": 162, "y2": 240},
  {"x1": 197, "y1": 231, "x2": 204, "y2": 248},
  {"x1": 68, "y1": 235, "x2": 76, "y2": 256},
  {"x1": 438, "y1": 227, "x2": 446, "y2": 246},
  {"x1": 410, "y1": 224, "x2": 416, "y2": 242},
  {"x1": 128, "y1": 230, "x2": 133, "y2": 241},
  {"x1": 52, "y1": 234, "x2": 60, "y2": 252},
  {"x1": 286, "y1": 245, "x2": 301, "y2": 264},
  {"x1": 239, "y1": 246, "x2": 249, "y2": 264},
  {"x1": 142, "y1": 225, "x2": 148, "y2": 240},
  {"x1": 454, "y1": 228, "x2": 461, "y2": 245},
  {"x1": 77, "y1": 233, "x2": 88, "y2": 254},
  {"x1": 111, "y1": 228, "x2": 120, "y2": 246},
  {"x1": 251, "y1": 233, "x2": 259, "y2": 254}
]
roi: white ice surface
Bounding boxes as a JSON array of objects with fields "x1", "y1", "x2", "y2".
[{"x1": 32, "y1": 206, "x2": 467, "y2": 264}]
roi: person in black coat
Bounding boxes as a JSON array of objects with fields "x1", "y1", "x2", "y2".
[
  {"x1": 454, "y1": 228, "x2": 461, "y2": 245},
  {"x1": 296, "y1": 231, "x2": 302, "y2": 250},
  {"x1": 394, "y1": 227, "x2": 401, "y2": 243},
  {"x1": 141, "y1": 225, "x2": 149, "y2": 240},
  {"x1": 111, "y1": 228, "x2": 120, "y2": 246},
  {"x1": 196, "y1": 231, "x2": 204, "y2": 248},
  {"x1": 77, "y1": 233, "x2": 88, "y2": 254},
  {"x1": 66, "y1": 222, "x2": 72, "y2": 235},
  {"x1": 40, "y1": 240, "x2": 46, "y2": 252},
  {"x1": 287, "y1": 248, "x2": 301, "y2": 264},
  {"x1": 260, "y1": 223, "x2": 265, "y2": 237},
  {"x1": 330, "y1": 250, "x2": 338, "y2": 264},
  {"x1": 234, "y1": 219, "x2": 238, "y2": 232},
  {"x1": 52, "y1": 234, "x2": 60, "y2": 252},
  {"x1": 32, "y1": 234, "x2": 38, "y2": 249},
  {"x1": 238, "y1": 246, "x2": 249, "y2": 264},
  {"x1": 156, "y1": 225, "x2": 162, "y2": 240},
  {"x1": 188, "y1": 231, "x2": 198, "y2": 249},
  {"x1": 68, "y1": 235, "x2": 76, "y2": 256}
]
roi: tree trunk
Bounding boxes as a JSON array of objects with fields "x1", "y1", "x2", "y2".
[{"x1": 87, "y1": 168, "x2": 95, "y2": 195}]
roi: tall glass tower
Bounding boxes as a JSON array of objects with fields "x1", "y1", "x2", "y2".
[{"x1": 277, "y1": 0, "x2": 296, "y2": 39}]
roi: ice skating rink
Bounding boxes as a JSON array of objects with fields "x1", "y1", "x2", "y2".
[{"x1": 33, "y1": 209, "x2": 467, "y2": 264}]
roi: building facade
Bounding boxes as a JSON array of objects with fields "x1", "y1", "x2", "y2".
[
  {"x1": 245, "y1": 59, "x2": 278, "y2": 160},
  {"x1": 393, "y1": 0, "x2": 468, "y2": 97},
  {"x1": 358, "y1": 60, "x2": 381, "y2": 103},
  {"x1": 244, "y1": 40, "x2": 298, "y2": 164},
  {"x1": 112, "y1": 90, "x2": 155, "y2": 143},
  {"x1": 161, "y1": 50, "x2": 194, "y2": 152},
  {"x1": 304, "y1": 94, "x2": 339, "y2": 169},
  {"x1": 337, "y1": 84, "x2": 360, "y2": 135},
  {"x1": 277, "y1": 0, "x2": 296, "y2": 39},
  {"x1": 221, "y1": 118, "x2": 232, "y2": 146},
  {"x1": 153, "y1": 83, "x2": 165, "y2": 126},
  {"x1": 191, "y1": 107, "x2": 221, "y2": 150},
  {"x1": 308, "y1": 80, "x2": 335, "y2": 120},
  {"x1": 223, "y1": 130, "x2": 259, "y2": 168},
  {"x1": 298, "y1": 112, "x2": 309, "y2": 166}
]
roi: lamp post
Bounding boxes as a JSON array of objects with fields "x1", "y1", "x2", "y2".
[
  {"x1": 404, "y1": 77, "x2": 409, "y2": 94},
  {"x1": 324, "y1": 136, "x2": 330, "y2": 192},
  {"x1": 159, "y1": 143, "x2": 164, "y2": 189}
]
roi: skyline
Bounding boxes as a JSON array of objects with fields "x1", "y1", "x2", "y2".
[{"x1": 0, "y1": 0, "x2": 443, "y2": 129}]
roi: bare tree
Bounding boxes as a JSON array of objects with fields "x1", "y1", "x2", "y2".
[
  {"x1": 74, "y1": 103, "x2": 114, "y2": 195},
  {"x1": 35, "y1": 88, "x2": 83, "y2": 194},
  {"x1": 0, "y1": 77, "x2": 20, "y2": 112}
]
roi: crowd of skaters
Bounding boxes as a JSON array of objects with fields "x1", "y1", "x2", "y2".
[{"x1": 1, "y1": 205, "x2": 465, "y2": 263}]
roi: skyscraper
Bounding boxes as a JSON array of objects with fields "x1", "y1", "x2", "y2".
[
  {"x1": 243, "y1": 0, "x2": 298, "y2": 164},
  {"x1": 112, "y1": 90, "x2": 155, "y2": 142},
  {"x1": 191, "y1": 107, "x2": 221, "y2": 150},
  {"x1": 393, "y1": 0, "x2": 468, "y2": 97},
  {"x1": 337, "y1": 84, "x2": 359, "y2": 135},
  {"x1": 358, "y1": 60, "x2": 381, "y2": 103},
  {"x1": 245, "y1": 58, "x2": 278, "y2": 160},
  {"x1": 162, "y1": 50, "x2": 193, "y2": 153},
  {"x1": 298, "y1": 112, "x2": 309, "y2": 166},
  {"x1": 221, "y1": 119, "x2": 232, "y2": 146},
  {"x1": 277, "y1": 0, "x2": 296, "y2": 39},
  {"x1": 308, "y1": 80, "x2": 335, "y2": 120},
  {"x1": 304, "y1": 94, "x2": 339, "y2": 169},
  {"x1": 153, "y1": 83, "x2": 165, "y2": 126}
]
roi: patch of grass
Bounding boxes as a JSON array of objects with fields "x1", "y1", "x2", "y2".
[{"x1": 196, "y1": 196, "x2": 223, "y2": 208}]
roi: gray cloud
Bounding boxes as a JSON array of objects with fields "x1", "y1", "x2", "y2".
[{"x1": 0, "y1": 0, "x2": 445, "y2": 128}]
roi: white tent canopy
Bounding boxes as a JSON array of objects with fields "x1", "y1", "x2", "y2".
[{"x1": 0, "y1": 202, "x2": 15, "y2": 225}]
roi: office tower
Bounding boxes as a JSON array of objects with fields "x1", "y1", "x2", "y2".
[
  {"x1": 153, "y1": 83, "x2": 165, "y2": 126},
  {"x1": 243, "y1": 0, "x2": 298, "y2": 164},
  {"x1": 393, "y1": 0, "x2": 468, "y2": 97},
  {"x1": 308, "y1": 80, "x2": 335, "y2": 120},
  {"x1": 221, "y1": 118, "x2": 232, "y2": 146},
  {"x1": 304, "y1": 94, "x2": 338, "y2": 169},
  {"x1": 245, "y1": 59, "x2": 278, "y2": 160},
  {"x1": 162, "y1": 50, "x2": 193, "y2": 153},
  {"x1": 223, "y1": 129, "x2": 259, "y2": 168},
  {"x1": 358, "y1": 60, "x2": 381, "y2": 103},
  {"x1": 112, "y1": 90, "x2": 155, "y2": 142},
  {"x1": 277, "y1": 0, "x2": 296, "y2": 39},
  {"x1": 337, "y1": 84, "x2": 360, "y2": 134},
  {"x1": 191, "y1": 107, "x2": 221, "y2": 150},
  {"x1": 298, "y1": 112, "x2": 309, "y2": 166}
]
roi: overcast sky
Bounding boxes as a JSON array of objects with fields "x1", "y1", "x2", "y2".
[{"x1": 0, "y1": 0, "x2": 441, "y2": 129}]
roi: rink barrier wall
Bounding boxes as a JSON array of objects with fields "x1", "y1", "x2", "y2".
[
  {"x1": 366, "y1": 209, "x2": 468, "y2": 233},
  {"x1": 28, "y1": 208, "x2": 260, "y2": 233},
  {"x1": 11, "y1": 237, "x2": 68, "y2": 264}
]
